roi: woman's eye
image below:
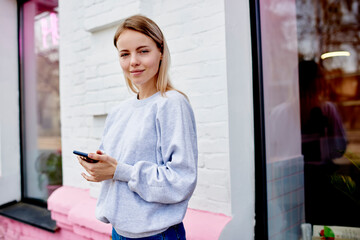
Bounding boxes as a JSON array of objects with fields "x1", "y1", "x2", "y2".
[
  {"x1": 140, "y1": 50, "x2": 149, "y2": 54},
  {"x1": 120, "y1": 53, "x2": 129, "y2": 57}
]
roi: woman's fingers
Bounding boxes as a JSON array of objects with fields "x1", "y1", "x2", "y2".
[
  {"x1": 78, "y1": 156, "x2": 86, "y2": 165},
  {"x1": 78, "y1": 152, "x2": 116, "y2": 181},
  {"x1": 81, "y1": 172, "x2": 98, "y2": 182}
]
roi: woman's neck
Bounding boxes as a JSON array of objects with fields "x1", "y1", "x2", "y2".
[{"x1": 137, "y1": 85, "x2": 158, "y2": 99}]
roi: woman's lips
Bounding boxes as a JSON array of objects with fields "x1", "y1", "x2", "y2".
[{"x1": 130, "y1": 70, "x2": 144, "y2": 76}]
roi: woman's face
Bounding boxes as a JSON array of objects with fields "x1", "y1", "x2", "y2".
[{"x1": 116, "y1": 29, "x2": 162, "y2": 90}]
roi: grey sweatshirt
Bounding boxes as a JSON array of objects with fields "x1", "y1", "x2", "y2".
[{"x1": 95, "y1": 90, "x2": 198, "y2": 238}]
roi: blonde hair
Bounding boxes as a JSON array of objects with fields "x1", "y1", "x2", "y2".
[{"x1": 114, "y1": 15, "x2": 185, "y2": 97}]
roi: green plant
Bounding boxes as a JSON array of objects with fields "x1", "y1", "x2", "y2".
[
  {"x1": 331, "y1": 151, "x2": 360, "y2": 205},
  {"x1": 36, "y1": 151, "x2": 63, "y2": 189},
  {"x1": 319, "y1": 226, "x2": 335, "y2": 240}
]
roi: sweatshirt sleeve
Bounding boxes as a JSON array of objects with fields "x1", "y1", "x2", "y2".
[{"x1": 114, "y1": 94, "x2": 198, "y2": 204}]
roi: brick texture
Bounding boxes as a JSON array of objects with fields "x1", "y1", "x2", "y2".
[{"x1": 59, "y1": 0, "x2": 231, "y2": 215}]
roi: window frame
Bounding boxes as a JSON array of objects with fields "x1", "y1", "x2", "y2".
[
  {"x1": 0, "y1": 0, "x2": 57, "y2": 233},
  {"x1": 249, "y1": 0, "x2": 269, "y2": 239},
  {"x1": 17, "y1": 0, "x2": 61, "y2": 207}
]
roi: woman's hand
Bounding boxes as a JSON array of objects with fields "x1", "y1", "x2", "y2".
[{"x1": 78, "y1": 150, "x2": 118, "y2": 182}]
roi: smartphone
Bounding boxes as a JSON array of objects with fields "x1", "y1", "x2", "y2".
[{"x1": 73, "y1": 150, "x2": 99, "y2": 163}]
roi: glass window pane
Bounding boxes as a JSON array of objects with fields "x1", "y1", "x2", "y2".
[
  {"x1": 259, "y1": 0, "x2": 360, "y2": 238},
  {"x1": 22, "y1": 0, "x2": 60, "y2": 202},
  {"x1": 297, "y1": 0, "x2": 360, "y2": 229}
]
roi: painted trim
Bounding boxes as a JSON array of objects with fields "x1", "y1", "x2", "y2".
[{"x1": 220, "y1": 0, "x2": 255, "y2": 239}]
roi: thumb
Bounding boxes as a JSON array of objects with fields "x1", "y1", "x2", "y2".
[{"x1": 88, "y1": 152, "x2": 104, "y2": 161}]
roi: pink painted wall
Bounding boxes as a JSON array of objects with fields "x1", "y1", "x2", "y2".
[
  {"x1": 0, "y1": 215, "x2": 90, "y2": 240},
  {"x1": 0, "y1": 186, "x2": 231, "y2": 240}
]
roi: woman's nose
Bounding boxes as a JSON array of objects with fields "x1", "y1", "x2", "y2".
[{"x1": 130, "y1": 55, "x2": 140, "y2": 67}]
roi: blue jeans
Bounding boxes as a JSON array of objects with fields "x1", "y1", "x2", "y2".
[{"x1": 112, "y1": 222, "x2": 186, "y2": 240}]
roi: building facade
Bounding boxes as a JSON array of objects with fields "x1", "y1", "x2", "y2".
[
  {"x1": 1, "y1": 0, "x2": 254, "y2": 239},
  {"x1": 1, "y1": 0, "x2": 360, "y2": 239}
]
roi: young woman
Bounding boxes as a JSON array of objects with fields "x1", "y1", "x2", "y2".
[{"x1": 77, "y1": 15, "x2": 198, "y2": 240}]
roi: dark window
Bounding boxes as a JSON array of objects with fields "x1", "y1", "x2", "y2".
[{"x1": 253, "y1": 0, "x2": 360, "y2": 239}]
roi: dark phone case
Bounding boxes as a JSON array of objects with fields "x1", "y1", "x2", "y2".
[{"x1": 73, "y1": 150, "x2": 99, "y2": 163}]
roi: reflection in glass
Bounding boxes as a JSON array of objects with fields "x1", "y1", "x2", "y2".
[
  {"x1": 261, "y1": 0, "x2": 360, "y2": 238},
  {"x1": 22, "y1": 0, "x2": 61, "y2": 202},
  {"x1": 297, "y1": 0, "x2": 360, "y2": 228}
]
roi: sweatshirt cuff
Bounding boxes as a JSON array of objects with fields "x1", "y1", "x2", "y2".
[{"x1": 113, "y1": 162, "x2": 133, "y2": 182}]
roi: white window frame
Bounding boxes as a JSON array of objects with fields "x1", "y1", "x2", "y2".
[{"x1": 0, "y1": 0, "x2": 21, "y2": 206}]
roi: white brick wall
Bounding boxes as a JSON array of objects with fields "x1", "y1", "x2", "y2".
[{"x1": 59, "y1": 0, "x2": 231, "y2": 215}]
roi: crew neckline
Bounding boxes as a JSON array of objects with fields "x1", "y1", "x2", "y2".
[{"x1": 132, "y1": 91, "x2": 161, "y2": 107}]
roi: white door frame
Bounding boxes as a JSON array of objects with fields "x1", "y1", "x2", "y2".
[{"x1": 0, "y1": 0, "x2": 21, "y2": 206}]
